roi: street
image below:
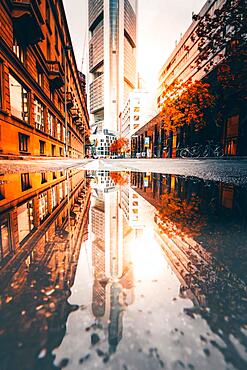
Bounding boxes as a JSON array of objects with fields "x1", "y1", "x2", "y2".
[{"x1": 1, "y1": 158, "x2": 247, "y2": 186}]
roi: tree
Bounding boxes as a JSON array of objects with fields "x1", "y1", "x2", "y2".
[
  {"x1": 193, "y1": 0, "x2": 247, "y2": 71},
  {"x1": 157, "y1": 190, "x2": 207, "y2": 238},
  {"x1": 109, "y1": 138, "x2": 129, "y2": 156},
  {"x1": 110, "y1": 172, "x2": 129, "y2": 186},
  {"x1": 161, "y1": 79, "x2": 215, "y2": 132}
]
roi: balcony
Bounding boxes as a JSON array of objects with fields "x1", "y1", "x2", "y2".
[
  {"x1": 66, "y1": 92, "x2": 73, "y2": 109},
  {"x1": 70, "y1": 108, "x2": 79, "y2": 122},
  {"x1": 11, "y1": 0, "x2": 44, "y2": 45},
  {"x1": 47, "y1": 61, "x2": 64, "y2": 90}
]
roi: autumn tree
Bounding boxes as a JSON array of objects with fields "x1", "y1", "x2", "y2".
[
  {"x1": 110, "y1": 138, "x2": 129, "y2": 155},
  {"x1": 157, "y1": 190, "x2": 207, "y2": 238},
  {"x1": 193, "y1": 0, "x2": 247, "y2": 71},
  {"x1": 161, "y1": 79, "x2": 215, "y2": 132},
  {"x1": 110, "y1": 172, "x2": 129, "y2": 186}
]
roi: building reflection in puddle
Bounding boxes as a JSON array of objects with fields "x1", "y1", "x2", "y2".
[
  {"x1": 0, "y1": 169, "x2": 91, "y2": 369},
  {"x1": 131, "y1": 172, "x2": 247, "y2": 370},
  {"x1": 0, "y1": 169, "x2": 246, "y2": 370}
]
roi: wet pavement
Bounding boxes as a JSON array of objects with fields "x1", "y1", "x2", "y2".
[{"x1": 0, "y1": 166, "x2": 247, "y2": 370}]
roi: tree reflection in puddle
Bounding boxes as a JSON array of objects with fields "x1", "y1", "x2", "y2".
[{"x1": 0, "y1": 170, "x2": 246, "y2": 370}]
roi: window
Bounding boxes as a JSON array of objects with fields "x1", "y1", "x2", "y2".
[
  {"x1": 59, "y1": 147, "x2": 63, "y2": 156},
  {"x1": 13, "y1": 38, "x2": 25, "y2": 63},
  {"x1": 48, "y1": 111, "x2": 54, "y2": 136},
  {"x1": 52, "y1": 171, "x2": 57, "y2": 180},
  {"x1": 57, "y1": 121, "x2": 62, "y2": 141},
  {"x1": 21, "y1": 173, "x2": 32, "y2": 191},
  {"x1": 55, "y1": 27, "x2": 59, "y2": 52},
  {"x1": 34, "y1": 98, "x2": 45, "y2": 131},
  {"x1": 19, "y1": 133, "x2": 29, "y2": 152},
  {"x1": 40, "y1": 140, "x2": 45, "y2": 155},
  {"x1": 36, "y1": 64, "x2": 43, "y2": 87},
  {"x1": 9, "y1": 74, "x2": 29, "y2": 122},
  {"x1": 17, "y1": 200, "x2": 35, "y2": 242},
  {"x1": 46, "y1": 0, "x2": 51, "y2": 28},
  {"x1": 0, "y1": 219, "x2": 12, "y2": 262},
  {"x1": 41, "y1": 172, "x2": 47, "y2": 184},
  {"x1": 51, "y1": 187, "x2": 57, "y2": 209},
  {"x1": 47, "y1": 38, "x2": 51, "y2": 60},
  {"x1": 39, "y1": 192, "x2": 49, "y2": 222},
  {"x1": 0, "y1": 175, "x2": 5, "y2": 201},
  {"x1": 52, "y1": 144, "x2": 56, "y2": 156}
]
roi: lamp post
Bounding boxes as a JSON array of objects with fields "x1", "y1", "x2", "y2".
[{"x1": 63, "y1": 45, "x2": 72, "y2": 158}]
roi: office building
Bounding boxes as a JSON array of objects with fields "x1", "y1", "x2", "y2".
[
  {"x1": 88, "y1": 0, "x2": 138, "y2": 155},
  {"x1": 121, "y1": 89, "x2": 152, "y2": 142}
]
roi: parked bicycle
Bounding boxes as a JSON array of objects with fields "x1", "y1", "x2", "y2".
[
  {"x1": 179, "y1": 143, "x2": 202, "y2": 158},
  {"x1": 179, "y1": 141, "x2": 224, "y2": 158}
]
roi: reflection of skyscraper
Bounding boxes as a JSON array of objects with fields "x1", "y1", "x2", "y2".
[
  {"x1": 90, "y1": 171, "x2": 135, "y2": 355},
  {"x1": 88, "y1": 0, "x2": 137, "y2": 139}
]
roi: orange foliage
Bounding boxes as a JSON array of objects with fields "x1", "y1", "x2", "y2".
[
  {"x1": 157, "y1": 191, "x2": 207, "y2": 238},
  {"x1": 109, "y1": 138, "x2": 129, "y2": 154},
  {"x1": 110, "y1": 172, "x2": 129, "y2": 186},
  {"x1": 161, "y1": 79, "x2": 215, "y2": 132}
]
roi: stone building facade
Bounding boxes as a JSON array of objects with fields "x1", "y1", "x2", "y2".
[{"x1": 0, "y1": 0, "x2": 89, "y2": 158}]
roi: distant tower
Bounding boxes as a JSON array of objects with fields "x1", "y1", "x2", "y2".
[{"x1": 88, "y1": 0, "x2": 138, "y2": 134}]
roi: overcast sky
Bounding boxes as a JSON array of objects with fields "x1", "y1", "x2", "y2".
[{"x1": 63, "y1": 0, "x2": 205, "y2": 90}]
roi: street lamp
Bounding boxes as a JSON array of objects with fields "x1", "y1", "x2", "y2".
[{"x1": 63, "y1": 45, "x2": 72, "y2": 158}]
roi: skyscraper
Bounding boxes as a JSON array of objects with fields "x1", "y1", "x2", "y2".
[{"x1": 88, "y1": 0, "x2": 137, "y2": 141}]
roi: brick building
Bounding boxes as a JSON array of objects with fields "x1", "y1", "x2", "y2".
[{"x1": 0, "y1": 0, "x2": 89, "y2": 158}]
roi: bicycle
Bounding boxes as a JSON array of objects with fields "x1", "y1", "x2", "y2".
[
  {"x1": 202, "y1": 141, "x2": 224, "y2": 158},
  {"x1": 179, "y1": 143, "x2": 202, "y2": 158}
]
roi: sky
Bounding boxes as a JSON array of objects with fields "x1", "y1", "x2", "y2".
[{"x1": 63, "y1": 0, "x2": 205, "y2": 92}]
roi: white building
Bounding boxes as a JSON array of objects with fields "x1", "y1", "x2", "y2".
[
  {"x1": 121, "y1": 89, "x2": 153, "y2": 142},
  {"x1": 90, "y1": 129, "x2": 116, "y2": 157},
  {"x1": 88, "y1": 0, "x2": 138, "y2": 155}
]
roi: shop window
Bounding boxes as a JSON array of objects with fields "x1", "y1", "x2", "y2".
[
  {"x1": 40, "y1": 140, "x2": 45, "y2": 155},
  {"x1": 0, "y1": 219, "x2": 12, "y2": 262},
  {"x1": 21, "y1": 173, "x2": 32, "y2": 191},
  {"x1": 19, "y1": 133, "x2": 29, "y2": 153},
  {"x1": 17, "y1": 200, "x2": 35, "y2": 242},
  {"x1": 9, "y1": 74, "x2": 29, "y2": 122}
]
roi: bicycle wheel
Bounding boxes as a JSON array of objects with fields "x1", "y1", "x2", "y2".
[
  {"x1": 214, "y1": 147, "x2": 224, "y2": 157},
  {"x1": 191, "y1": 145, "x2": 201, "y2": 158},
  {"x1": 180, "y1": 148, "x2": 190, "y2": 158},
  {"x1": 202, "y1": 147, "x2": 211, "y2": 157}
]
